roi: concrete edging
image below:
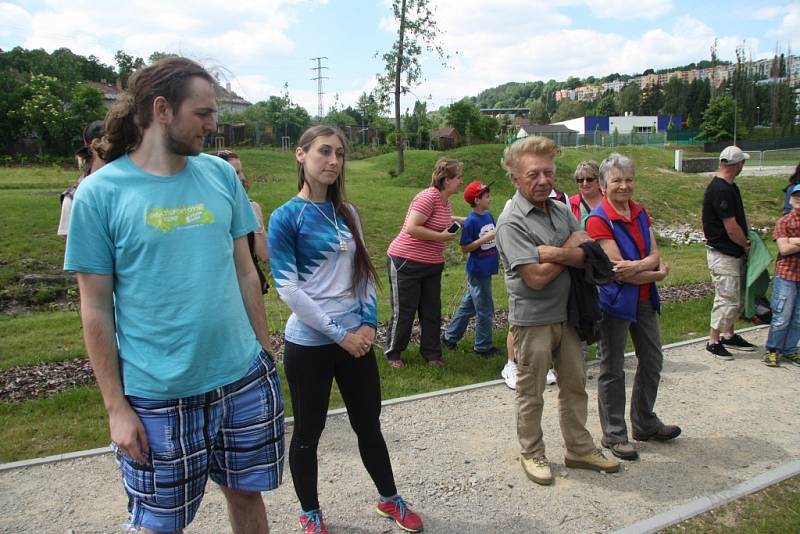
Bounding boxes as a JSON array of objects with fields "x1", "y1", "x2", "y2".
[
  {"x1": 0, "y1": 324, "x2": 767, "y2": 473},
  {"x1": 614, "y1": 459, "x2": 800, "y2": 534}
]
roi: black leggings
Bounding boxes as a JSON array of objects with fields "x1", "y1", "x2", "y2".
[{"x1": 284, "y1": 341, "x2": 397, "y2": 512}]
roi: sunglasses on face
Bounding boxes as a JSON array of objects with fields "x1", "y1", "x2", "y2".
[{"x1": 576, "y1": 177, "x2": 597, "y2": 184}]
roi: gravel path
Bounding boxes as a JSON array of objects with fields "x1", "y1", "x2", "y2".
[{"x1": 1, "y1": 328, "x2": 798, "y2": 534}]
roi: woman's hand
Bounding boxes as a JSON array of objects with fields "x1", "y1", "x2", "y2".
[{"x1": 340, "y1": 331, "x2": 372, "y2": 358}]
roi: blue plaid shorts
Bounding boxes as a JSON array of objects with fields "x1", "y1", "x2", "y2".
[{"x1": 115, "y1": 349, "x2": 285, "y2": 532}]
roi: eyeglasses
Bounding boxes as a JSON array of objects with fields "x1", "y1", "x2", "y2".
[{"x1": 576, "y1": 177, "x2": 597, "y2": 184}]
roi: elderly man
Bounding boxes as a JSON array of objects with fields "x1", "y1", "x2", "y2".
[
  {"x1": 495, "y1": 136, "x2": 619, "y2": 486},
  {"x1": 703, "y1": 146, "x2": 757, "y2": 360}
]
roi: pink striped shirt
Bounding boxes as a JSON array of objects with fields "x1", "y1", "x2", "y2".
[{"x1": 388, "y1": 187, "x2": 453, "y2": 264}]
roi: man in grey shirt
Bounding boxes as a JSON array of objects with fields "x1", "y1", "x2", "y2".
[{"x1": 495, "y1": 136, "x2": 619, "y2": 486}]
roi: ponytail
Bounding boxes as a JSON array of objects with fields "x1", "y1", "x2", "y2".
[{"x1": 102, "y1": 95, "x2": 139, "y2": 162}]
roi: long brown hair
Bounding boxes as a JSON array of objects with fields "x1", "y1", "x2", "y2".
[
  {"x1": 296, "y1": 125, "x2": 379, "y2": 294},
  {"x1": 102, "y1": 57, "x2": 215, "y2": 162}
]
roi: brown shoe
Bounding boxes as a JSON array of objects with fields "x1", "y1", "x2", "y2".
[
  {"x1": 633, "y1": 424, "x2": 682, "y2": 442},
  {"x1": 602, "y1": 439, "x2": 639, "y2": 461},
  {"x1": 564, "y1": 448, "x2": 620, "y2": 473},
  {"x1": 520, "y1": 455, "x2": 553, "y2": 485}
]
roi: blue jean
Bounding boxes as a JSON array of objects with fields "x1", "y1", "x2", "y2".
[
  {"x1": 766, "y1": 275, "x2": 800, "y2": 356},
  {"x1": 444, "y1": 275, "x2": 494, "y2": 351}
]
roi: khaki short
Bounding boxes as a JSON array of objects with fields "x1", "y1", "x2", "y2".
[{"x1": 707, "y1": 247, "x2": 745, "y2": 332}]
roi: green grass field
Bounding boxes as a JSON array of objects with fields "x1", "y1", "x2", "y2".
[{"x1": 0, "y1": 144, "x2": 789, "y2": 462}]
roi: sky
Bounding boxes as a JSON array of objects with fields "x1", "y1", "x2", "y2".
[{"x1": 0, "y1": 0, "x2": 797, "y2": 115}]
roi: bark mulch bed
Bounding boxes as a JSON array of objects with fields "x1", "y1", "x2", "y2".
[{"x1": 0, "y1": 283, "x2": 714, "y2": 404}]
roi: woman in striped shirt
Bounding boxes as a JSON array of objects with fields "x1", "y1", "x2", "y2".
[{"x1": 385, "y1": 157, "x2": 464, "y2": 368}]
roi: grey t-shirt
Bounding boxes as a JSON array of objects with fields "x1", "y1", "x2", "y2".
[{"x1": 496, "y1": 191, "x2": 579, "y2": 326}]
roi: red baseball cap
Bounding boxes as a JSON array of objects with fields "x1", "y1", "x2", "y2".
[{"x1": 463, "y1": 180, "x2": 493, "y2": 204}]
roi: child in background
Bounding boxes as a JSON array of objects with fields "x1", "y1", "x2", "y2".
[{"x1": 442, "y1": 181, "x2": 500, "y2": 356}]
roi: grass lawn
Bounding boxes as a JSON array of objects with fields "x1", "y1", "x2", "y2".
[
  {"x1": 662, "y1": 475, "x2": 800, "y2": 533},
  {"x1": 0, "y1": 145, "x2": 788, "y2": 462}
]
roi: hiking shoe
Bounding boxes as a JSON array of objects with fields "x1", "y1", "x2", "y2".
[
  {"x1": 428, "y1": 359, "x2": 446, "y2": 367},
  {"x1": 782, "y1": 353, "x2": 800, "y2": 367},
  {"x1": 475, "y1": 346, "x2": 502, "y2": 357},
  {"x1": 520, "y1": 455, "x2": 553, "y2": 485},
  {"x1": 299, "y1": 509, "x2": 328, "y2": 534},
  {"x1": 546, "y1": 368, "x2": 557, "y2": 385},
  {"x1": 602, "y1": 439, "x2": 639, "y2": 461},
  {"x1": 501, "y1": 361, "x2": 518, "y2": 390},
  {"x1": 706, "y1": 342, "x2": 734, "y2": 361},
  {"x1": 564, "y1": 448, "x2": 620, "y2": 473},
  {"x1": 763, "y1": 350, "x2": 780, "y2": 367},
  {"x1": 633, "y1": 424, "x2": 682, "y2": 442},
  {"x1": 441, "y1": 335, "x2": 457, "y2": 350},
  {"x1": 376, "y1": 496, "x2": 423, "y2": 533},
  {"x1": 721, "y1": 333, "x2": 756, "y2": 352},
  {"x1": 388, "y1": 359, "x2": 405, "y2": 369}
]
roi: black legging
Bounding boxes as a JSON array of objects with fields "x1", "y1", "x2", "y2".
[{"x1": 284, "y1": 341, "x2": 397, "y2": 512}]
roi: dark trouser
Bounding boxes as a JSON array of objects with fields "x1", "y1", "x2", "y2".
[
  {"x1": 385, "y1": 255, "x2": 445, "y2": 362},
  {"x1": 596, "y1": 300, "x2": 664, "y2": 443},
  {"x1": 284, "y1": 342, "x2": 396, "y2": 512}
]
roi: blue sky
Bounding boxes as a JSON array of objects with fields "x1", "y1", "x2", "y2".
[{"x1": 0, "y1": 0, "x2": 797, "y2": 114}]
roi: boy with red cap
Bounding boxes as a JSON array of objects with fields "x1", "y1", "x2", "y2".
[{"x1": 442, "y1": 180, "x2": 501, "y2": 355}]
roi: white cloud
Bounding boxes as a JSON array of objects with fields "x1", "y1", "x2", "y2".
[
  {"x1": 0, "y1": 3, "x2": 32, "y2": 43},
  {"x1": 407, "y1": 9, "x2": 765, "y2": 108},
  {"x1": 16, "y1": 0, "x2": 309, "y2": 68},
  {"x1": 754, "y1": 5, "x2": 785, "y2": 20},
  {"x1": 764, "y1": 3, "x2": 800, "y2": 41},
  {"x1": 584, "y1": 0, "x2": 673, "y2": 20}
]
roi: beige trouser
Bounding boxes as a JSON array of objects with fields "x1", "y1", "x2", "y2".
[
  {"x1": 707, "y1": 248, "x2": 745, "y2": 333},
  {"x1": 511, "y1": 322, "x2": 595, "y2": 458}
]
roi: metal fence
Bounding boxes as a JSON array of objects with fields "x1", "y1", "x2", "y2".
[
  {"x1": 743, "y1": 148, "x2": 800, "y2": 168},
  {"x1": 512, "y1": 131, "x2": 668, "y2": 148}
]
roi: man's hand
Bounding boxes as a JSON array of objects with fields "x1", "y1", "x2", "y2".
[{"x1": 109, "y1": 403, "x2": 149, "y2": 463}]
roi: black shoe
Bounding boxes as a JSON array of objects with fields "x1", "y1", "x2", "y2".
[
  {"x1": 706, "y1": 342, "x2": 734, "y2": 361},
  {"x1": 601, "y1": 439, "x2": 639, "y2": 461},
  {"x1": 475, "y1": 346, "x2": 502, "y2": 357},
  {"x1": 721, "y1": 333, "x2": 756, "y2": 352},
  {"x1": 441, "y1": 335, "x2": 457, "y2": 350},
  {"x1": 633, "y1": 424, "x2": 682, "y2": 442}
]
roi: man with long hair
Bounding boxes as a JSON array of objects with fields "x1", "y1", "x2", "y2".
[{"x1": 64, "y1": 57, "x2": 284, "y2": 533}]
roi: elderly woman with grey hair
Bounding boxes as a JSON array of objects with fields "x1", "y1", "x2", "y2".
[{"x1": 584, "y1": 153, "x2": 680, "y2": 462}]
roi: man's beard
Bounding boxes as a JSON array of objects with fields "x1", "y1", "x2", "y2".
[{"x1": 166, "y1": 127, "x2": 202, "y2": 157}]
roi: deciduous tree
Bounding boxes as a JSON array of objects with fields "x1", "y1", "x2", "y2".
[{"x1": 376, "y1": 0, "x2": 447, "y2": 173}]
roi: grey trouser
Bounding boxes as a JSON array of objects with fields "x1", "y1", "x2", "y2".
[
  {"x1": 511, "y1": 322, "x2": 595, "y2": 458},
  {"x1": 596, "y1": 300, "x2": 663, "y2": 443}
]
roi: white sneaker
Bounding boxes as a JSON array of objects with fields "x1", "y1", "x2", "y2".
[
  {"x1": 501, "y1": 361, "x2": 517, "y2": 390},
  {"x1": 546, "y1": 369, "x2": 557, "y2": 385}
]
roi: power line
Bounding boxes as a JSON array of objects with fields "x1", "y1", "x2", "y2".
[{"x1": 310, "y1": 56, "x2": 329, "y2": 121}]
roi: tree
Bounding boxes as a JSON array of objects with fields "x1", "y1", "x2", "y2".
[
  {"x1": 700, "y1": 94, "x2": 745, "y2": 141},
  {"x1": 445, "y1": 99, "x2": 478, "y2": 139},
  {"x1": 551, "y1": 99, "x2": 586, "y2": 122},
  {"x1": 115, "y1": 50, "x2": 145, "y2": 88},
  {"x1": 594, "y1": 92, "x2": 617, "y2": 116},
  {"x1": 148, "y1": 51, "x2": 178, "y2": 64},
  {"x1": 617, "y1": 83, "x2": 641, "y2": 115},
  {"x1": 66, "y1": 83, "x2": 106, "y2": 138},
  {"x1": 639, "y1": 84, "x2": 664, "y2": 115},
  {"x1": 528, "y1": 98, "x2": 549, "y2": 124},
  {"x1": 376, "y1": 0, "x2": 446, "y2": 174},
  {"x1": 11, "y1": 74, "x2": 68, "y2": 153}
]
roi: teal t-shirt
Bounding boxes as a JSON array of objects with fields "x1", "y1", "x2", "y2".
[{"x1": 64, "y1": 153, "x2": 261, "y2": 399}]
